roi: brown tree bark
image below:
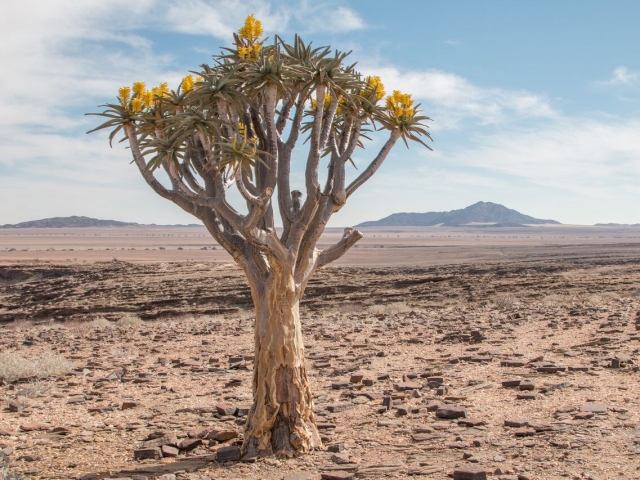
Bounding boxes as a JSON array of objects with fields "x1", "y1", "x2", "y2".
[{"x1": 242, "y1": 265, "x2": 321, "y2": 459}]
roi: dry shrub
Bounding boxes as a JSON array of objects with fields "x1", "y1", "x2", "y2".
[
  {"x1": 369, "y1": 302, "x2": 412, "y2": 315},
  {"x1": 16, "y1": 379, "x2": 52, "y2": 398},
  {"x1": 541, "y1": 293, "x2": 568, "y2": 306},
  {"x1": 116, "y1": 314, "x2": 144, "y2": 327},
  {"x1": 494, "y1": 293, "x2": 516, "y2": 310},
  {"x1": 90, "y1": 317, "x2": 114, "y2": 328},
  {"x1": 0, "y1": 350, "x2": 73, "y2": 382},
  {"x1": 6, "y1": 319, "x2": 33, "y2": 331}
]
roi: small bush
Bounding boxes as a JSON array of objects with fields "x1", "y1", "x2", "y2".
[
  {"x1": 0, "y1": 350, "x2": 73, "y2": 382},
  {"x1": 494, "y1": 293, "x2": 516, "y2": 310},
  {"x1": 369, "y1": 302, "x2": 412, "y2": 315},
  {"x1": 116, "y1": 314, "x2": 144, "y2": 327}
]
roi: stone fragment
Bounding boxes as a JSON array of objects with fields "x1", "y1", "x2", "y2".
[
  {"x1": 121, "y1": 401, "x2": 137, "y2": 410},
  {"x1": 320, "y1": 472, "x2": 353, "y2": 480},
  {"x1": 177, "y1": 438, "x2": 202, "y2": 451},
  {"x1": 453, "y1": 466, "x2": 487, "y2": 480},
  {"x1": 134, "y1": 447, "x2": 162, "y2": 460},
  {"x1": 19, "y1": 423, "x2": 47, "y2": 432},
  {"x1": 327, "y1": 403, "x2": 353, "y2": 413},
  {"x1": 514, "y1": 428, "x2": 536, "y2": 437},
  {"x1": 395, "y1": 381, "x2": 421, "y2": 391},
  {"x1": 161, "y1": 445, "x2": 179, "y2": 457},
  {"x1": 331, "y1": 382, "x2": 351, "y2": 390},
  {"x1": 436, "y1": 405, "x2": 466, "y2": 419},
  {"x1": 501, "y1": 379, "x2": 522, "y2": 388},
  {"x1": 574, "y1": 412, "x2": 594, "y2": 420},
  {"x1": 216, "y1": 404, "x2": 237, "y2": 416},
  {"x1": 516, "y1": 393, "x2": 537, "y2": 400},
  {"x1": 500, "y1": 361, "x2": 525, "y2": 367},
  {"x1": 216, "y1": 445, "x2": 241, "y2": 462},
  {"x1": 327, "y1": 443, "x2": 345, "y2": 453},
  {"x1": 205, "y1": 429, "x2": 237, "y2": 442},
  {"x1": 331, "y1": 452, "x2": 351, "y2": 464},
  {"x1": 283, "y1": 473, "x2": 317, "y2": 480},
  {"x1": 518, "y1": 380, "x2": 535, "y2": 391},
  {"x1": 580, "y1": 403, "x2": 607, "y2": 414},
  {"x1": 504, "y1": 419, "x2": 529, "y2": 428},
  {"x1": 349, "y1": 373, "x2": 364, "y2": 383}
]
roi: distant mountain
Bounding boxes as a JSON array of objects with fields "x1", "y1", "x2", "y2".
[
  {"x1": 0, "y1": 216, "x2": 202, "y2": 228},
  {"x1": 594, "y1": 223, "x2": 640, "y2": 227},
  {"x1": 356, "y1": 201, "x2": 560, "y2": 228}
]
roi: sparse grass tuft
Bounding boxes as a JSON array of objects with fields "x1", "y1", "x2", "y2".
[
  {"x1": 541, "y1": 293, "x2": 567, "y2": 306},
  {"x1": 494, "y1": 293, "x2": 516, "y2": 310},
  {"x1": 368, "y1": 302, "x2": 412, "y2": 315},
  {"x1": 116, "y1": 314, "x2": 144, "y2": 327},
  {"x1": 0, "y1": 350, "x2": 74, "y2": 383}
]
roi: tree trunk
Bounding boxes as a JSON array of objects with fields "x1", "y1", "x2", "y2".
[{"x1": 242, "y1": 267, "x2": 321, "y2": 459}]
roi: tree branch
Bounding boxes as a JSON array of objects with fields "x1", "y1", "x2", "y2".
[
  {"x1": 346, "y1": 129, "x2": 401, "y2": 199},
  {"x1": 316, "y1": 227, "x2": 363, "y2": 269}
]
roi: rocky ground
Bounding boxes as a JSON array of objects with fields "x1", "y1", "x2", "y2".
[{"x1": 1, "y1": 256, "x2": 640, "y2": 480}]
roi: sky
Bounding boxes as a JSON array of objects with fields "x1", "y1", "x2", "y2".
[{"x1": 1, "y1": 0, "x2": 639, "y2": 226}]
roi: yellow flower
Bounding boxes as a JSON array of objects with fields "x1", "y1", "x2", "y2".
[
  {"x1": 386, "y1": 90, "x2": 415, "y2": 119},
  {"x1": 252, "y1": 43, "x2": 262, "y2": 56},
  {"x1": 142, "y1": 90, "x2": 154, "y2": 108},
  {"x1": 195, "y1": 76, "x2": 203, "y2": 87},
  {"x1": 238, "y1": 122, "x2": 246, "y2": 136},
  {"x1": 132, "y1": 82, "x2": 146, "y2": 97},
  {"x1": 131, "y1": 98, "x2": 143, "y2": 113},
  {"x1": 311, "y1": 93, "x2": 333, "y2": 111},
  {"x1": 182, "y1": 75, "x2": 195, "y2": 92},
  {"x1": 239, "y1": 14, "x2": 263, "y2": 42},
  {"x1": 365, "y1": 76, "x2": 385, "y2": 100},
  {"x1": 118, "y1": 86, "x2": 131, "y2": 106},
  {"x1": 238, "y1": 45, "x2": 250, "y2": 59}
]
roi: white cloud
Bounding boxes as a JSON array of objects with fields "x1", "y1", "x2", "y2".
[
  {"x1": 362, "y1": 66, "x2": 557, "y2": 129},
  {"x1": 597, "y1": 66, "x2": 639, "y2": 87},
  {"x1": 290, "y1": 2, "x2": 365, "y2": 33},
  {"x1": 441, "y1": 118, "x2": 640, "y2": 195}
]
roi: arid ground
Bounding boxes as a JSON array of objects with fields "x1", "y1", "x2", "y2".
[{"x1": 1, "y1": 226, "x2": 640, "y2": 480}]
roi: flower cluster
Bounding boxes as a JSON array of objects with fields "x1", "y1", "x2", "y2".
[
  {"x1": 386, "y1": 90, "x2": 415, "y2": 119},
  {"x1": 310, "y1": 93, "x2": 333, "y2": 112},
  {"x1": 238, "y1": 14, "x2": 263, "y2": 42},
  {"x1": 364, "y1": 76, "x2": 385, "y2": 101},
  {"x1": 237, "y1": 14, "x2": 264, "y2": 60},
  {"x1": 118, "y1": 81, "x2": 164, "y2": 113},
  {"x1": 238, "y1": 43, "x2": 262, "y2": 60}
]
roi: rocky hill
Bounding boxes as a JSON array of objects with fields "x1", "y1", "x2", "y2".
[
  {"x1": 356, "y1": 201, "x2": 560, "y2": 227},
  {"x1": 0, "y1": 216, "x2": 203, "y2": 228},
  {"x1": 0, "y1": 216, "x2": 140, "y2": 228}
]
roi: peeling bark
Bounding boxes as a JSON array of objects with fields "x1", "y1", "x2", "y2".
[{"x1": 243, "y1": 266, "x2": 320, "y2": 458}]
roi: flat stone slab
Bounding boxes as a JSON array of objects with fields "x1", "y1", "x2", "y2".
[
  {"x1": 436, "y1": 405, "x2": 466, "y2": 419},
  {"x1": 580, "y1": 403, "x2": 607, "y2": 414},
  {"x1": 453, "y1": 466, "x2": 487, "y2": 480}
]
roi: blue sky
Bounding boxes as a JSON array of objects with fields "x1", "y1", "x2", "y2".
[{"x1": 1, "y1": 0, "x2": 639, "y2": 226}]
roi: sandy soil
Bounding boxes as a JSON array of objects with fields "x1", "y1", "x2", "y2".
[
  {"x1": 1, "y1": 228, "x2": 640, "y2": 480},
  {"x1": 1, "y1": 225, "x2": 640, "y2": 266}
]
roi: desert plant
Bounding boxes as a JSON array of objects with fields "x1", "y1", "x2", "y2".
[
  {"x1": 0, "y1": 351, "x2": 73, "y2": 382},
  {"x1": 116, "y1": 314, "x2": 144, "y2": 327},
  {"x1": 369, "y1": 302, "x2": 412, "y2": 315},
  {"x1": 494, "y1": 293, "x2": 516, "y2": 310},
  {"x1": 89, "y1": 14, "x2": 431, "y2": 458}
]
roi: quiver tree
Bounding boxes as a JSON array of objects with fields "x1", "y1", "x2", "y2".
[{"x1": 89, "y1": 14, "x2": 432, "y2": 459}]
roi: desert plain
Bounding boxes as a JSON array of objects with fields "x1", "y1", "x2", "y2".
[{"x1": 1, "y1": 225, "x2": 640, "y2": 480}]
